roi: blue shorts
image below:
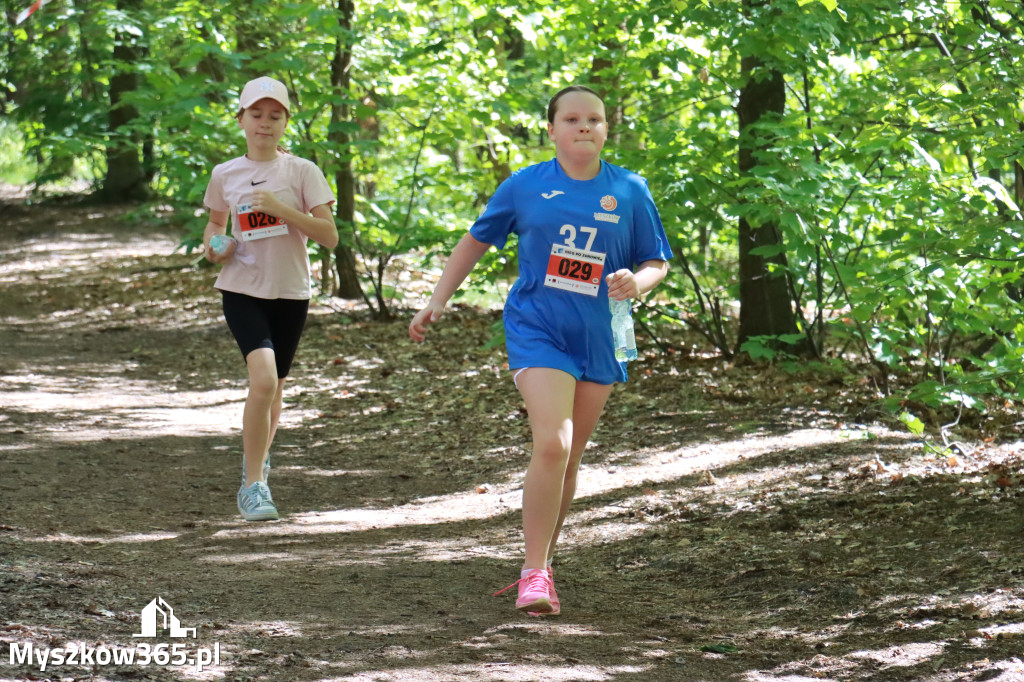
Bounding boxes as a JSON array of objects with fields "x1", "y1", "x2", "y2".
[{"x1": 505, "y1": 324, "x2": 626, "y2": 386}]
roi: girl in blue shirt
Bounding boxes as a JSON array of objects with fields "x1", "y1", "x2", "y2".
[{"x1": 409, "y1": 85, "x2": 672, "y2": 615}]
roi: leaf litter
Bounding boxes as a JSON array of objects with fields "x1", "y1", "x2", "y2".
[{"x1": 0, "y1": 199, "x2": 1021, "y2": 681}]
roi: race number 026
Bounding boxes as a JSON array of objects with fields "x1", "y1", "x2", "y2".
[{"x1": 236, "y1": 202, "x2": 289, "y2": 241}]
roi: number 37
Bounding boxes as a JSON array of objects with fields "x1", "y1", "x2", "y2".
[{"x1": 560, "y1": 224, "x2": 598, "y2": 251}]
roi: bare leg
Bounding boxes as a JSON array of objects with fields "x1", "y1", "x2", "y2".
[
  {"x1": 242, "y1": 348, "x2": 278, "y2": 486},
  {"x1": 264, "y1": 377, "x2": 287, "y2": 473},
  {"x1": 545, "y1": 380, "x2": 613, "y2": 563},
  {"x1": 516, "y1": 368, "x2": 605, "y2": 570}
]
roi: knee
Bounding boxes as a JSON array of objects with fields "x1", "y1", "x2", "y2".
[
  {"x1": 532, "y1": 432, "x2": 571, "y2": 464},
  {"x1": 248, "y1": 372, "x2": 279, "y2": 404}
]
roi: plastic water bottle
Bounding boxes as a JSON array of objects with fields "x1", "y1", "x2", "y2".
[
  {"x1": 610, "y1": 297, "x2": 638, "y2": 361},
  {"x1": 209, "y1": 234, "x2": 235, "y2": 255}
]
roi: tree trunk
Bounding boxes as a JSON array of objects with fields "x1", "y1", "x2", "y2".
[
  {"x1": 330, "y1": 0, "x2": 364, "y2": 300},
  {"x1": 592, "y1": 44, "x2": 623, "y2": 143},
  {"x1": 98, "y1": 0, "x2": 148, "y2": 202},
  {"x1": 735, "y1": 45, "x2": 802, "y2": 351}
]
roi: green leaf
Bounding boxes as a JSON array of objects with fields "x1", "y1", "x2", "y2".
[
  {"x1": 749, "y1": 244, "x2": 788, "y2": 258},
  {"x1": 740, "y1": 338, "x2": 776, "y2": 361},
  {"x1": 898, "y1": 411, "x2": 926, "y2": 436}
]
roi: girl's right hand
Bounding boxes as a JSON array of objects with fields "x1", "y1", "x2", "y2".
[
  {"x1": 204, "y1": 236, "x2": 237, "y2": 264},
  {"x1": 409, "y1": 302, "x2": 445, "y2": 342}
]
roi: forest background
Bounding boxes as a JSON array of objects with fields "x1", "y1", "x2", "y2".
[
  {"x1": 5, "y1": 0, "x2": 1024, "y2": 439},
  {"x1": 3, "y1": 2, "x2": 1024, "y2": 680}
]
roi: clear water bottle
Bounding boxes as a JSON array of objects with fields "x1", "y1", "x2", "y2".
[
  {"x1": 209, "y1": 234, "x2": 235, "y2": 255},
  {"x1": 610, "y1": 297, "x2": 638, "y2": 361}
]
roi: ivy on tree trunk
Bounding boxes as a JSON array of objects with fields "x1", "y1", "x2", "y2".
[{"x1": 735, "y1": 42, "x2": 805, "y2": 355}]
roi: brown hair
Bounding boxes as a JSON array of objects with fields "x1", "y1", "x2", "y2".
[{"x1": 546, "y1": 85, "x2": 603, "y2": 123}]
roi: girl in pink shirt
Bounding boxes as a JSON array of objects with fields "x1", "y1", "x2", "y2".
[{"x1": 203, "y1": 76, "x2": 338, "y2": 521}]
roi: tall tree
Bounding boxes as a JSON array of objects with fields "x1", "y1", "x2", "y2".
[
  {"x1": 329, "y1": 0, "x2": 364, "y2": 299},
  {"x1": 98, "y1": 0, "x2": 150, "y2": 201},
  {"x1": 735, "y1": 0, "x2": 803, "y2": 352}
]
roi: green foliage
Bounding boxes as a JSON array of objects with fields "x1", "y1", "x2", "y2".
[
  {"x1": 0, "y1": 120, "x2": 36, "y2": 185},
  {"x1": 799, "y1": 0, "x2": 839, "y2": 10},
  {"x1": 643, "y1": 0, "x2": 1024, "y2": 421},
  {"x1": 5, "y1": 0, "x2": 1024, "y2": 425},
  {"x1": 740, "y1": 334, "x2": 806, "y2": 362}
]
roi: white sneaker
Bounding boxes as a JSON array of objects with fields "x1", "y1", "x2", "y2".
[{"x1": 237, "y1": 481, "x2": 279, "y2": 521}]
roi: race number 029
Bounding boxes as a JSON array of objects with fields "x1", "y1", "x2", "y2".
[
  {"x1": 556, "y1": 257, "x2": 593, "y2": 282},
  {"x1": 544, "y1": 244, "x2": 605, "y2": 297}
]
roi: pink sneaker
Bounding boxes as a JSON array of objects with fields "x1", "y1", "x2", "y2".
[
  {"x1": 528, "y1": 565, "x2": 560, "y2": 617},
  {"x1": 493, "y1": 568, "x2": 553, "y2": 614}
]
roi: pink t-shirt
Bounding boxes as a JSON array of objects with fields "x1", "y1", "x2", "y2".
[{"x1": 204, "y1": 153, "x2": 335, "y2": 300}]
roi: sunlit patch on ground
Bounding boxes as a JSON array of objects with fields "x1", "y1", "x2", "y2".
[{"x1": 2, "y1": 203, "x2": 1023, "y2": 681}]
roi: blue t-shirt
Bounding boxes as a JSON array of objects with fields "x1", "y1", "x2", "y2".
[{"x1": 470, "y1": 158, "x2": 673, "y2": 383}]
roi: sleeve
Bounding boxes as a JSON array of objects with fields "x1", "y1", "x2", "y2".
[
  {"x1": 299, "y1": 160, "x2": 336, "y2": 212},
  {"x1": 631, "y1": 177, "x2": 674, "y2": 266},
  {"x1": 468, "y1": 175, "x2": 517, "y2": 250},
  {"x1": 203, "y1": 164, "x2": 229, "y2": 212}
]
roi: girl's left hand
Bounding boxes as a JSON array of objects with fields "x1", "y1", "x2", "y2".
[
  {"x1": 251, "y1": 189, "x2": 286, "y2": 217},
  {"x1": 606, "y1": 269, "x2": 639, "y2": 301}
]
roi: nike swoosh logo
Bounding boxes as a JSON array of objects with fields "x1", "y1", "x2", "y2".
[
  {"x1": 251, "y1": 180, "x2": 267, "y2": 186},
  {"x1": 542, "y1": 191, "x2": 564, "y2": 199}
]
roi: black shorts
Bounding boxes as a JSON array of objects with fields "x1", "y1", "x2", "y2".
[{"x1": 221, "y1": 290, "x2": 309, "y2": 379}]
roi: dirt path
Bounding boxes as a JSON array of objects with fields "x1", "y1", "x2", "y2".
[{"x1": 1, "y1": 201, "x2": 1023, "y2": 681}]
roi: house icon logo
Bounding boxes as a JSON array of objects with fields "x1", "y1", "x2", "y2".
[{"x1": 132, "y1": 597, "x2": 197, "y2": 638}]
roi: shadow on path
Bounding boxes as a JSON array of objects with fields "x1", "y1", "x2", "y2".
[{"x1": 1, "y1": 203, "x2": 1022, "y2": 681}]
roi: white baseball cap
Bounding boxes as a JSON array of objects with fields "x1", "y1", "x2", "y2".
[{"x1": 239, "y1": 76, "x2": 290, "y2": 114}]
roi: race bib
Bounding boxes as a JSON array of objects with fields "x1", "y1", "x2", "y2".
[
  {"x1": 544, "y1": 244, "x2": 605, "y2": 297},
  {"x1": 236, "y1": 203, "x2": 289, "y2": 241}
]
